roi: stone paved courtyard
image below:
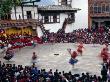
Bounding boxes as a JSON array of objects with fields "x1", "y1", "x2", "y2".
[{"x1": 0, "y1": 43, "x2": 109, "y2": 75}]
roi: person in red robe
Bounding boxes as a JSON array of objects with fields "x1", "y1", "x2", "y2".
[
  {"x1": 77, "y1": 42, "x2": 84, "y2": 56},
  {"x1": 104, "y1": 43, "x2": 109, "y2": 51},
  {"x1": 100, "y1": 48, "x2": 109, "y2": 63}
]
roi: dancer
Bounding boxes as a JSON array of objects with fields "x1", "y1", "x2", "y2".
[
  {"x1": 100, "y1": 48, "x2": 109, "y2": 63},
  {"x1": 77, "y1": 42, "x2": 84, "y2": 56},
  {"x1": 103, "y1": 43, "x2": 109, "y2": 51},
  {"x1": 3, "y1": 50, "x2": 14, "y2": 61},
  {"x1": 32, "y1": 52, "x2": 37, "y2": 65},
  {"x1": 67, "y1": 49, "x2": 78, "y2": 68}
]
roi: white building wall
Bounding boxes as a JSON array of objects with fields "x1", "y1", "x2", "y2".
[
  {"x1": 11, "y1": 7, "x2": 22, "y2": 19},
  {"x1": 37, "y1": 26, "x2": 43, "y2": 38},
  {"x1": 38, "y1": 13, "x2": 73, "y2": 33},
  {"x1": 54, "y1": 0, "x2": 88, "y2": 30},
  {"x1": 11, "y1": 6, "x2": 38, "y2": 20}
]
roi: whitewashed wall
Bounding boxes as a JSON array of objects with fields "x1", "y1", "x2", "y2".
[
  {"x1": 37, "y1": 26, "x2": 43, "y2": 38},
  {"x1": 54, "y1": 0, "x2": 88, "y2": 30},
  {"x1": 38, "y1": 13, "x2": 73, "y2": 33},
  {"x1": 11, "y1": 6, "x2": 38, "y2": 20}
]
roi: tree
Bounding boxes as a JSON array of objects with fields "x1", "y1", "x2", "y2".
[
  {"x1": 0, "y1": 0, "x2": 21, "y2": 20},
  {"x1": 0, "y1": 0, "x2": 12, "y2": 20},
  {"x1": 11, "y1": 0, "x2": 21, "y2": 20}
]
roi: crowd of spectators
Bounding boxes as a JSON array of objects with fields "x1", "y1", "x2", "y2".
[
  {"x1": 0, "y1": 32, "x2": 42, "y2": 50},
  {"x1": 0, "y1": 27, "x2": 110, "y2": 49},
  {"x1": 42, "y1": 27, "x2": 110, "y2": 44},
  {"x1": 0, "y1": 60, "x2": 110, "y2": 82},
  {"x1": 0, "y1": 33, "x2": 32, "y2": 48}
]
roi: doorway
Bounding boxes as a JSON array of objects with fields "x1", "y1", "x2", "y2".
[{"x1": 26, "y1": 11, "x2": 32, "y2": 19}]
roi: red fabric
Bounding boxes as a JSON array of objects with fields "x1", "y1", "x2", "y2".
[
  {"x1": 77, "y1": 44, "x2": 83, "y2": 53},
  {"x1": 71, "y1": 51, "x2": 78, "y2": 59},
  {"x1": 78, "y1": 44, "x2": 83, "y2": 49},
  {"x1": 33, "y1": 36, "x2": 43, "y2": 44},
  {"x1": 36, "y1": 80, "x2": 38, "y2": 82},
  {"x1": 10, "y1": 38, "x2": 30, "y2": 44},
  {"x1": 100, "y1": 49, "x2": 108, "y2": 62},
  {"x1": 103, "y1": 54, "x2": 108, "y2": 62},
  {"x1": 26, "y1": 43, "x2": 32, "y2": 46},
  {"x1": 77, "y1": 48, "x2": 82, "y2": 53}
]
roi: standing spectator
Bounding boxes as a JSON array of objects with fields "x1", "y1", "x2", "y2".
[
  {"x1": 107, "y1": 68, "x2": 110, "y2": 82},
  {"x1": 101, "y1": 66, "x2": 107, "y2": 82}
]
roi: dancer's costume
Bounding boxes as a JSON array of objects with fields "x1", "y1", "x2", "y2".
[
  {"x1": 101, "y1": 48, "x2": 108, "y2": 62},
  {"x1": 77, "y1": 43, "x2": 83, "y2": 54},
  {"x1": 31, "y1": 52, "x2": 37, "y2": 63},
  {"x1": 3, "y1": 50, "x2": 14, "y2": 61},
  {"x1": 69, "y1": 51, "x2": 78, "y2": 65}
]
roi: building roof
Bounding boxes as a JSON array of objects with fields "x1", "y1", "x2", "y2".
[{"x1": 38, "y1": 5, "x2": 80, "y2": 11}]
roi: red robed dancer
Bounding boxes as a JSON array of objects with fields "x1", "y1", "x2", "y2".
[
  {"x1": 77, "y1": 42, "x2": 84, "y2": 56},
  {"x1": 100, "y1": 48, "x2": 109, "y2": 63},
  {"x1": 67, "y1": 49, "x2": 78, "y2": 68},
  {"x1": 104, "y1": 43, "x2": 109, "y2": 51}
]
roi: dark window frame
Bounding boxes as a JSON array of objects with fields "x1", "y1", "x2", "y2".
[
  {"x1": 44, "y1": 16, "x2": 49, "y2": 23},
  {"x1": 42, "y1": 14, "x2": 60, "y2": 24},
  {"x1": 26, "y1": 11, "x2": 32, "y2": 19},
  {"x1": 102, "y1": 4, "x2": 105, "y2": 13}
]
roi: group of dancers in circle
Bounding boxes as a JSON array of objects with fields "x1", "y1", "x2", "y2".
[
  {"x1": 3, "y1": 42, "x2": 85, "y2": 66},
  {"x1": 2, "y1": 42, "x2": 110, "y2": 68},
  {"x1": 31, "y1": 42, "x2": 85, "y2": 67}
]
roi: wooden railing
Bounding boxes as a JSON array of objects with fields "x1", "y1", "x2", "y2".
[
  {"x1": 66, "y1": 18, "x2": 75, "y2": 24},
  {"x1": 0, "y1": 19, "x2": 42, "y2": 28},
  {"x1": 90, "y1": 13, "x2": 110, "y2": 17}
]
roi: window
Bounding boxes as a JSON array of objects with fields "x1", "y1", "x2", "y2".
[
  {"x1": 53, "y1": 15, "x2": 60, "y2": 23},
  {"x1": 57, "y1": 15, "x2": 60, "y2": 23},
  {"x1": 98, "y1": 6, "x2": 101, "y2": 13},
  {"x1": 53, "y1": 15, "x2": 57, "y2": 23},
  {"x1": 102, "y1": 4, "x2": 105, "y2": 13},
  {"x1": 43, "y1": 14, "x2": 60, "y2": 24},
  {"x1": 44, "y1": 16, "x2": 49, "y2": 23},
  {"x1": 61, "y1": 0, "x2": 67, "y2": 5},
  {"x1": 106, "y1": 5, "x2": 109, "y2": 12},
  {"x1": 93, "y1": 4, "x2": 98, "y2": 13}
]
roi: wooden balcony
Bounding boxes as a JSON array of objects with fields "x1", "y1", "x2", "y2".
[
  {"x1": 0, "y1": 19, "x2": 42, "y2": 29},
  {"x1": 90, "y1": 13, "x2": 110, "y2": 17},
  {"x1": 66, "y1": 18, "x2": 75, "y2": 24},
  {"x1": 89, "y1": 0, "x2": 110, "y2": 4}
]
